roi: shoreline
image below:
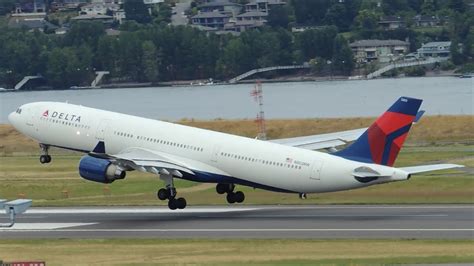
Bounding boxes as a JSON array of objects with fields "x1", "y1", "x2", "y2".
[{"x1": 0, "y1": 72, "x2": 463, "y2": 92}]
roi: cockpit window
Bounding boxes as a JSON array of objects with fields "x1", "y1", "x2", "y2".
[{"x1": 16, "y1": 108, "x2": 22, "y2": 114}]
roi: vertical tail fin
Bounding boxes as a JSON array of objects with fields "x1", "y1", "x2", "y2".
[{"x1": 334, "y1": 97, "x2": 423, "y2": 166}]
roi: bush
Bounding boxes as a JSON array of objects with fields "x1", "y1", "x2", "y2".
[
  {"x1": 404, "y1": 66, "x2": 426, "y2": 76},
  {"x1": 381, "y1": 68, "x2": 399, "y2": 77},
  {"x1": 454, "y1": 63, "x2": 474, "y2": 73},
  {"x1": 440, "y1": 61, "x2": 456, "y2": 71}
]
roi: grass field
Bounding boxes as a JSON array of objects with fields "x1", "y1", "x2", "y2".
[
  {"x1": 0, "y1": 144, "x2": 472, "y2": 206},
  {"x1": 0, "y1": 239, "x2": 473, "y2": 265}
]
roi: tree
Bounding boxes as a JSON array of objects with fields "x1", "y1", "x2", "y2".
[
  {"x1": 332, "y1": 35, "x2": 354, "y2": 75},
  {"x1": 124, "y1": 0, "x2": 152, "y2": 24},
  {"x1": 381, "y1": 0, "x2": 409, "y2": 15},
  {"x1": 448, "y1": 0, "x2": 467, "y2": 13},
  {"x1": 324, "y1": 3, "x2": 350, "y2": 31},
  {"x1": 267, "y1": 5, "x2": 290, "y2": 28},
  {"x1": 355, "y1": 9, "x2": 379, "y2": 30},
  {"x1": 64, "y1": 21, "x2": 105, "y2": 51},
  {"x1": 0, "y1": 0, "x2": 15, "y2": 15},
  {"x1": 291, "y1": 0, "x2": 330, "y2": 24},
  {"x1": 421, "y1": 0, "x2": 436, "y2": 15},
  {"x1": 296, "y1": 26, "x2": 338, "y2": 60},
  {"x1": 46, "y1": 47, "x2": 91, "y2": 89},
  {"x1": 141, "y1": 41, "x2": 159, "y2": 82},
  {"x1": 152, "y1": 3, "x2": 172, "y2": 24}
]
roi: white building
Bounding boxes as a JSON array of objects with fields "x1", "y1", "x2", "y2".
[
  {"x1": 417, "y1": 41, "x2": 451, "y2": 58},
  {"x1": 79, "y1": 2, "x2": 120, "y2": 16}
]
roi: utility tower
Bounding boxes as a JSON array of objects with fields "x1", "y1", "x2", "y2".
[{"x1": 250, "y1": 81, "x2": 267, "y2": 140}]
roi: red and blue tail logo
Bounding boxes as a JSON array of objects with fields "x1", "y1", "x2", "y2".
[{"x1": 335, "y1": 97, "x2": 423, "y2": 166}]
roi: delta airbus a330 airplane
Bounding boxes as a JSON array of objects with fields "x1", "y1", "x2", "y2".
[{"x1": 8, "y1": 97, "x2": 462, "y2": 210}]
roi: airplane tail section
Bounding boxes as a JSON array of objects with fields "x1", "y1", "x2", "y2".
[{"x1": 334, "y1": 97, "x2": 423, "y2": 166}]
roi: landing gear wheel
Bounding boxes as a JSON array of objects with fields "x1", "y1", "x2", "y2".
[
  {"x1": 176, "y1": 197, "x2": 187, "y2": 209},
  {"x1": 234, "y1": 191, "x2": 245, "y2": 203},
  {"x1": 226, "y1": 192, "x2": 236, "y2": 204},
  {"x1": 168, "y1": 199, "x2": 178, "y2": 210},
  {"x1": 157, "y1": 188, "x2": 169, "y2": 201},
  {"x1": 39, "y1": 155, "x2": 50, "y2": 164}
]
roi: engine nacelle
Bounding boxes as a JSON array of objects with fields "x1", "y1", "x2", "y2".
[{"x1": 79, "y1": 155, "x2": 126, "y2": 184}]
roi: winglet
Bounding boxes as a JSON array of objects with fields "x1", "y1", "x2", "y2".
[{"x1": 414, "y1": 110, "x2": 425, "y2": 123}]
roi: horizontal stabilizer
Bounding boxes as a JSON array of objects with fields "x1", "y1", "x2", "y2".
[{"x1": 400, "y1": 164, "x2": 464, "y2": 174}]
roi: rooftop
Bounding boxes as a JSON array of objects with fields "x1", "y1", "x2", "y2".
[
  {"x1": 246, "y1": 0, "x2": 286, "y2": 5},
  {"x1": 350, "y1": 39, "x2": 409, "y2": 48},
  {"x1": 8, "y1": 18, "x2": 58, "y2": 30},
  {"x1": 236, "y1": 11, "x2": 268, "y2": 17},
  {"x1": 379, "y1": 16, "x2": 404, "y2": 22},
  {"x1": 71, "y1": 14, "x2": 114, "y2": 20},
  {"x1": 420, "y1": 41, "x2": 451, "y2": 48},
  {"x1": 192, "y1": 11, "x2": 231, "y2": 19},
  {"x1": 198, "y1": 1, "x2": 242, "y2": 8}
]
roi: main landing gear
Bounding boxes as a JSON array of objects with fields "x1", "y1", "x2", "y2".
[
  {"x1": 157, "y1": 174, "x2": 187, "y2": 210},
  {"x1": 216, "y1": 183, "x2": 245, "y2": 204},
  {"x1": 39, "y1": 144, "x2": 51, "y2": 164}
]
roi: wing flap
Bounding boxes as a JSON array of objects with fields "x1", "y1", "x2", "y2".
[
  {"x1": 96, "y1": 147, "x2": 229, "y2": 177},
  {"x1": 400, "y1": 164, "x2": 464, "y2": 174}
]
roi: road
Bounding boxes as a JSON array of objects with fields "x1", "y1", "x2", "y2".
[
  {"x1": 0, "y1": 205, "x2": 473, "y2": 239},
  {"x1": 171, "y1": 0, "x2": 191, "y2": 26}
]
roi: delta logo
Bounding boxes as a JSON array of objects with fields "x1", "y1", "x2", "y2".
[{"x1": 42, "y1": 110, "x2": 82, "y2": 122}]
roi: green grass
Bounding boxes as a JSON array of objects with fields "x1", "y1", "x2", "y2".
[
  {"x1": 0, "y1": 239, "x2": 472, "y2": 265},
  {"x1": 0, "y1": 145, "x2": 472, "y2": 206}
]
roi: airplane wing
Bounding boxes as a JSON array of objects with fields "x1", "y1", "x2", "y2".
[
  {"x1": 400, "y1": 164, "x2": 464, "y2": 174},
  {"x1": 90, "y1": 147, "x2": 229, "y2": 178},
  {"x1": 269, "y1": 128, "x2": 366, "y2": 150}
]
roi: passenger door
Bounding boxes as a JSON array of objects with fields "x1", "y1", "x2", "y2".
[{"x1": 310, "y1": 160, "x2": 324, "y2": 180}]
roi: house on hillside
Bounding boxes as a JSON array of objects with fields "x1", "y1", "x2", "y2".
[
  {"x1": 413, "y1": 15, "x2": 440, "y2": 27},
  {"x1": 14, "y1": 0, "x2": 47, "y2": 13},
  {"x1": 191, "y1": 11, "x2": 231, "y2": 29},
  {"x1": 197, "y1": 1, "x2": 242, "y2": 17},
  {"x1": 417, "y1": 42, "x2": 451, "y2": 58},
  {"x1": 245, "y1": 0, "x2": 286, "y2": 13},
  {"x1": 236, "y1": 11, "x2": 267, "y2": 22},
  {"x1": 350, "y1": 39, "x2": 410, "y2": 63},
  {"x1": 378, "y1": 16, "x2": 405, "y2": 30},
  {"x1": 79, "y1": 2, "x2": 119, "y2": 16}
]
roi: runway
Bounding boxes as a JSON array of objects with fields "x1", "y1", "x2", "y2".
[{"x1": 1, "y1": 205, "x2": 473, "y2": 239}]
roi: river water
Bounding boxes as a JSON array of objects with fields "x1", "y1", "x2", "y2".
[{"x1": 0, "y1": 77, "x2": 472, "y2": 123}]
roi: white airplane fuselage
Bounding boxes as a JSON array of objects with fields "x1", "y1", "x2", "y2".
[{"x1": 8, "y1": 102, "x2": 409, "y2": 194}]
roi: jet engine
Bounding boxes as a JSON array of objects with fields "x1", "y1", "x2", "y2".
[{"x1": 78, "y1": 155, "x2": 126, "y2": 184}]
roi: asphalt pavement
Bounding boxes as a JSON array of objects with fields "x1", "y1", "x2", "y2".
[{"x1": 0, "y1": 205, "x2": 472, "y2": 239}]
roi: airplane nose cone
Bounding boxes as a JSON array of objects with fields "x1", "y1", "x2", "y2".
[
  {"x1": 8, "y1": 112, "x2": 13, "y2": 124},
  {"x1": 8, "y1": 111, "x2": 15, "y2": 125}
]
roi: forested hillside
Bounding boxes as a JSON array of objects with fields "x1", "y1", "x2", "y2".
[{"x1": 0, "y1": 0, "x2": 472, "y2": 89}]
